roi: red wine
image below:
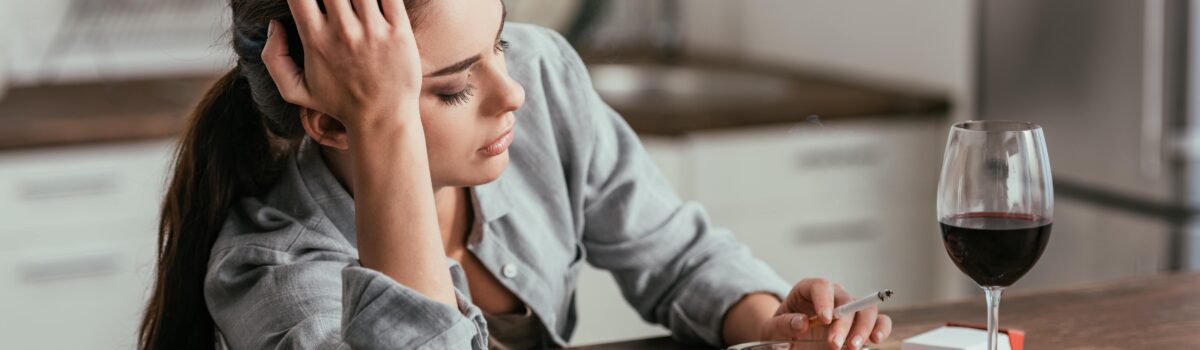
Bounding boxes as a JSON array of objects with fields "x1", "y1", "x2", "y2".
[{"x1": 940, "y1": 212, "x2": 1052, "y2": 287}]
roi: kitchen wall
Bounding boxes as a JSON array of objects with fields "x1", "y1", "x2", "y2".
[{"x1": 681, "y1": 0, "x2": 975, "y2": 123}]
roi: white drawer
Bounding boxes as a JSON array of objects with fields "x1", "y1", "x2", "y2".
[
  {"x1": 689, "y1": 124, "x2": 889, "y2": 219},
  {"x1": 719, "y1": 209, "x2": 936, "y2": 307},
  {"x1": 0, "y1": 140, "x2": 174, "y2": 231},
  {"x1": 0, "y1": 235, "x2": 157, "y2": 350},
  {"x1": 0, "y1": 215, "x2": 157, "y2": 255}
]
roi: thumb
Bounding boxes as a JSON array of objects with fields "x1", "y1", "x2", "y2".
[{"x1": 261, "y1": 19, "x2": 313, "y2": 108}]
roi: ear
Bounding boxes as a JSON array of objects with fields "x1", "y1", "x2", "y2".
[{"x1": 299, "y1": 108, "x2": 350, "y2": 150}]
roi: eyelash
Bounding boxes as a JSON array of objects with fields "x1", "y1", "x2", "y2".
[
  {"x1": 438, "y1": 83, "x2": 475, "y2": 106},
  {"x1": 436, "y1": 40, "x2": 510, "y2": 107}
]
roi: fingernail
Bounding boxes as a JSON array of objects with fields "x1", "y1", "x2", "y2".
[
  {"x1": 822, "y1": 309, "x2": 833, "y2": 323},
  {"x1": 268, "y1": 20, "x2": 276, "y2": 37},
  {"x1": 790, "y1": 314, "x2": 805, "y2": 330},
  {"x1": 874, "y1": 331, "x2": 884, "y2": 342},
  {"x1": 852, "y1": 335, "x2": 863, "y2": 348},
  {"x1": 831, "y1": 335, "x2": 844, "y2": 349}
]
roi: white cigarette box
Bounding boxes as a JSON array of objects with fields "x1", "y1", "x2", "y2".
[{"x1": 901, "y1": 326, "x2": 1013, "y2": 350}]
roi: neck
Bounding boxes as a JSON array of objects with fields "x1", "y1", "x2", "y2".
[{"x1": 433, "y1": 186, "x2": 472, "y2": 256}]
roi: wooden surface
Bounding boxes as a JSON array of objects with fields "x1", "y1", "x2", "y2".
[
  {"x1": 582, "y1": 53, "x2": 950, "y2": 136},
  {"x1": 0, "y1": 76, "x2": 217, "y2": 150},
  {"x1": 570, "y1": 272, "x2": 1200, "y2": 349},
  {"x1": 0, "y1": 55, "x2": 946, "y2": 150}
]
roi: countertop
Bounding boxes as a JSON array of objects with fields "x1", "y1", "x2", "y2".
[
  {"x1": 0, "y1": 76, "x2": 217, "y2": 151},
  {"x1": 568, "y1": 272, "x2": 1200, "y2": 349},
  {"x1": 0, "y1": 57, "x2": 948, "y2": 150},
  {"x1": 581, "y1": 53, "x2": 950, "y2": 136}
]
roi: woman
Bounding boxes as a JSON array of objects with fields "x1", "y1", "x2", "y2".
[{"x1": 138, "y1": 0, "x2": 893, "y2": 349}]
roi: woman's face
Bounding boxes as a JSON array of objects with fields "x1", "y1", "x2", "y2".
[{"x1": 413, "y1": 0, "x2": 524, "y2": 188}]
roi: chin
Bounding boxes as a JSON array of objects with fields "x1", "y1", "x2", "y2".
[{"x1": 465, "y1": 152, "x2": 510, "y2": 185}]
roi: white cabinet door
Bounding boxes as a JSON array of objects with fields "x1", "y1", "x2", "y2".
[
  {"x1": 0, "y1": 140, "x2": 173, "y2": 232},
  {"x1": 0, "y1": 140, "x2": 172, "y2": 350},
  {"x1": 688, "y1": 119, "x2": 943, "y2": 305},
  {"x1": 1009, "y1": 196, "x2": 1170, "y2": 291},
  {"x1": 0, "y1": 220, "x2": 157, "y2": 350},
  {"x1": 689, "y1": 123, "x2": 887, "y2": 220}
]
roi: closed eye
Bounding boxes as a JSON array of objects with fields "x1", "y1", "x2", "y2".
[{"x1": 437, "y1": 83, "x2": 476, "y2": 107}]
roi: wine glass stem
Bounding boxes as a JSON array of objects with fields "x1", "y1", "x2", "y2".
[{"x1": 983, "y1": 286, "x2": 1005, "y2": 350}]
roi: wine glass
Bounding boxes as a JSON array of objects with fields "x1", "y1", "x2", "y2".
[{"x1": 936, "y1": 120, "x2": 1053, "y2": 350}]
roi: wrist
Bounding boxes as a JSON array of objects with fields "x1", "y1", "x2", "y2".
[
  {"x1": 723, "y1": 292, "x2": 783, "y2": 345},
  {"x1": 348, "y1": 99, "x2": 421, "y2": 132}
]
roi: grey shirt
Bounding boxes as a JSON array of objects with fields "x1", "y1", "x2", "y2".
[{"x1": 204, "y1": 23, "x2": 791, "y2": 350}]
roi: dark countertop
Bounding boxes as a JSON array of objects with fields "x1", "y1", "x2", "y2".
[
  {"x1": 568, "y1": 272, "x2": 1200, "y2": 349},
  {"x1": 0, "y1": 76, "x2": 217, "y2": 151},
  {"x1": 581, "y1": 53, "x2": 950, "y2": 136},
  {"x1": 0, "y1": 56, "x2": 948, "y2": 150}
]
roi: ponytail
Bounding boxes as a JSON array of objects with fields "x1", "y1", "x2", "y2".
[{"x1": 138, "y1": 66, "x2": 285, "y2": 350}]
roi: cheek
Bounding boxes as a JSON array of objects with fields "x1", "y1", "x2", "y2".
[{"x1": 419, "y1": 114, "x2": 468, "y2": 155}]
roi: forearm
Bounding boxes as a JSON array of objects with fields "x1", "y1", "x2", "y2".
[
  {"x1": 348, "y1": 107, "x2": 456, "y2": 306},
  {"x1": 722, "y1": 292, "x2": 782, "y2": 345}
]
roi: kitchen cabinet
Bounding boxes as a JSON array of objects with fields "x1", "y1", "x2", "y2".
[
  {"x1": 1013, "y1": 196, "x2": 1170, "y2": 291},
  {"x1": 572, "y1": 116, "x2": 945, "y2": 345},
  {"x1": 0, "y1": 139, "x2": 173, "y2": 350}
]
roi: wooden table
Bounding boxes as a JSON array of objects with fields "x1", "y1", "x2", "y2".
[{"x1": 571, "y1": 272, "x2": 1200, "y2": 349}]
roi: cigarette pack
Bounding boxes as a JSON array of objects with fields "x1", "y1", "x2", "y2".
[{"x1": 901, "y1": 323, "x2": 1025, "y2": 350}]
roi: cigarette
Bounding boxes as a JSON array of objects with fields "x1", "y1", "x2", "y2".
[{"x1": 810, "y1": 289, "x2": 893, "y2": 321}]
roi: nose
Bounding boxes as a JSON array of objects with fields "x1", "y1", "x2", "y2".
[{"x1": 487, "y1": 67, "x2": 525, "y2": 117}]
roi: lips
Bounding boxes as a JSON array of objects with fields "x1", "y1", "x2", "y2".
[{"x1": 479, "y1": 127, "x2": 514, "y2": 157}]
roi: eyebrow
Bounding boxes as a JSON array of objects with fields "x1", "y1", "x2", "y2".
[{"x1": 423, "y1": 4, "x2": 508, "y2": 78}]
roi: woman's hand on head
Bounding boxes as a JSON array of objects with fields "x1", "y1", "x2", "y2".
[
  {"x1": 262, "y1": 0, "x2": 422, "y2": 130},
  {"x1": 760, "y1": 278, "x2": 892, "y2": 350}
]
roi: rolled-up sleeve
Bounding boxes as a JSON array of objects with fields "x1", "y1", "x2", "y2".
[
  {"x1": 205, "y1": 237, "x2": 488, "y2": 350},
  {"x1": 540, "y1": 29, "x2": 792, "y2": 346}
]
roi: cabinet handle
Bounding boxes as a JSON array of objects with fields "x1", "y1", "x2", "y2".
[
  {"x1": 793, "y1": 220, "x2": 878, "y2": 244},
  {"x1": 18, "y1": 252, "x2": 122, "y2": 283},
  {"x1": 17, "y1": 171, "x2": 119, "y2": 201},
  {"x1": 794, "y1": 144, "x2": 880, "y2": 169}
]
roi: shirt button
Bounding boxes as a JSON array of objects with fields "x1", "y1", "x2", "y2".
[{"x1": 501, "y1": 264, "x2": 518, "y2": 278}]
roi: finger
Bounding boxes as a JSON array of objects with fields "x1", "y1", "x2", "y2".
[
  {"x1": 380, "y1": 0, "x2": 410, "y2": 27},
  {"x1": 762, "y1": 313, "x2": 810, "y2": 341},
  {"x1": 825, "y1": 285, "x2": 853, "y2": 350},
  {"x1": 792, "y1": 279, "x2": 836, "y2": 324},
  {"x1": 324, "y1": 0, "x2": 359, "y2": 27},
  {"x1": 846, "y1": 306, "x2": 878, "y2": 350},
  {"x1": 870, "y1": 315, "x2": 893, "y2": 344},
  {"x1": 261, "y1": 20, "x2": 313, "y2": 107},
  {"x1": 286, "y1": 0, "x2": 324, "y2": 35},
  {"x1": 351, "y1": 0, "x2": 385, "y2": 27}
]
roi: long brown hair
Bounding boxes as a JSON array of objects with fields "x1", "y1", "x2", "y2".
[{"x1": 139, "y1": 1, "x2": 426, "y2": 349}]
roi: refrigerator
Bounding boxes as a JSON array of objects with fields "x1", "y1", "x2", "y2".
[{"x1": 976, "y1": 0, "x2": 1200, "y2": 290}]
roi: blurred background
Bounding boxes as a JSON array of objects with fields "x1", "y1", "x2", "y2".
[{"x1": 0, "y1": 0, "x2": 1196, "y2": 348}]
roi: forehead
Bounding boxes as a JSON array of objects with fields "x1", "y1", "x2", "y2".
[{"x1": 413, "y1": 0, "x2": 504, "y2": 73}]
